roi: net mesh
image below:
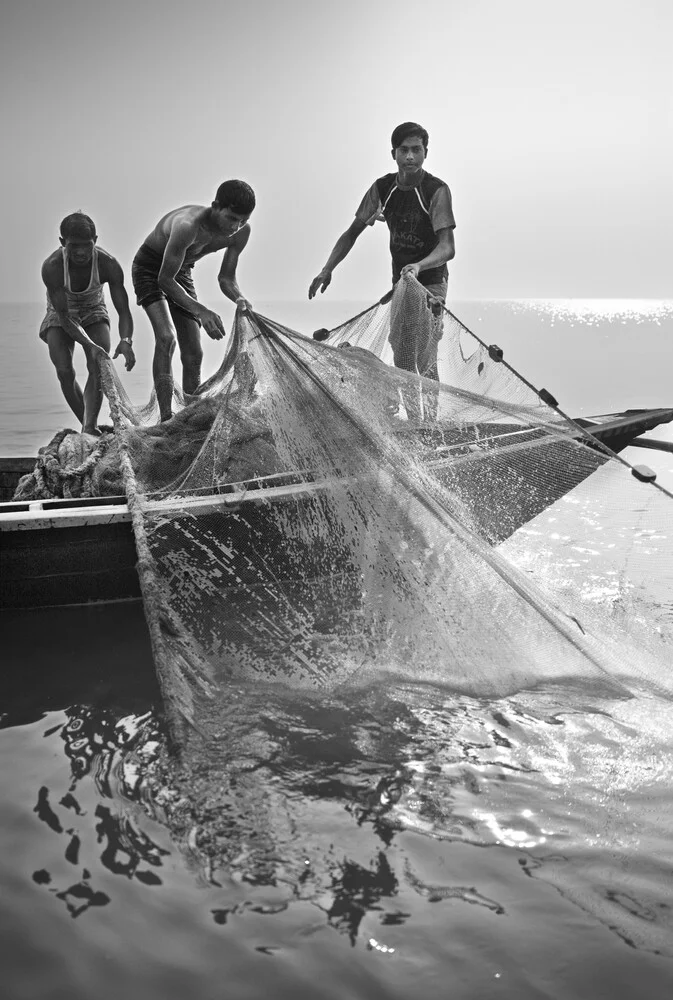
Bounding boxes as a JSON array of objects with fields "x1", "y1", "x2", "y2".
[{"x1": 93, "y1": 274, "x2": 672, "y2": 739}]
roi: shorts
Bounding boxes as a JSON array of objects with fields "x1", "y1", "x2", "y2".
[
  {"x1": 39, "y1": 306, "x2": 110, "y2": 342},
  {"x1": 131, "y1": 243, "x2": 202, "y2": 326}
]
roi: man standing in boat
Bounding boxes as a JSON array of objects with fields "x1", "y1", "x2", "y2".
[
  {"x1": 40, "y1": 212, "x2": 136, "y2": 436},
  {"x1": 132, "y1": 180, "x2": 256, "y2": 422},
  {"x1": 308, "y1": 122, "x2": 455, "y2": 380}
]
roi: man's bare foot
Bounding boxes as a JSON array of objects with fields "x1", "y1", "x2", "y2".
[
  {"x1": 160, "y1": 412, "x2": 173, "y2": 423},
  {"x1": 81, "y1": 425, "x2": 102, "y2": 437}
]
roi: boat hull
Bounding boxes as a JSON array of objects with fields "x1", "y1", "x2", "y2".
[
  {"x1": 4, "y1": 518, "x2": 139, "y2": 609},
  {"x1": 2, "y1": 408, "x2": 671, "y2": 611}
]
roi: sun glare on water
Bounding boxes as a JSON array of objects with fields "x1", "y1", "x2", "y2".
[{"x1": 509, "y1": 299, "x2": 673, "y2": 326}]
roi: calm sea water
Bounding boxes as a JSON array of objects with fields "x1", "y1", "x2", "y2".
[{"x1": 2, "y1": 299, "x2": 673, "y2": 999}]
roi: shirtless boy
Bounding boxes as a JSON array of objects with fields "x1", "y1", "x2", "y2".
[
  {"x1": 132, "y1": 179, "x2": 256, "y2": 421},
  {"x1": 40, "y1": 212, "x2": 136, "y2": 435}
]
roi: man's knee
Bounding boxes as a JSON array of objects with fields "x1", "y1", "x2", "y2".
[
  {"x1": 54, "y1": 364, "x2": 76, "y2": 383},
  {"x1": 85, "y1": 354, "x2": 103, "y2": 375},
  {"x1": 87, "y1": 322, "x2": 111, "y2": 351},
  {"x1": 393, "y1": 348, "x2": 416, "y2": 373},
  {"x1": 154, "y1": 328, "x2": 177, "y2": 355}
]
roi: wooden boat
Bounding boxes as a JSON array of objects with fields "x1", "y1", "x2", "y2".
[{"x1": 1, "y1": 408, "x2": 671, "y2": 612}]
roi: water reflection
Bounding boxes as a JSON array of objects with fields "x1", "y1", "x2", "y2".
[
  {"x1": 19, "y1": 677, "x2": 672, "y2": 962},
  {"x1": 27, "y1": 705, "x2": 167, "y2": 918}
]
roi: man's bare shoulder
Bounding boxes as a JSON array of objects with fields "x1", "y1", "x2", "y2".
[
  {"x1": 96, "y1": 249, "x2": 124, "y2": 282},
  {"x1": 145, "y1": 205, "x2": 207, "y2": 252},
  {"x1": 166, "y1": 204, "x2": 207, "y2": 225},
  {"x1": 41, "y1": 249, "x2": 64, "y2": 286}
]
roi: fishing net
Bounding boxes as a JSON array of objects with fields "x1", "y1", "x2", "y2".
[{"x1": 93, "y1": 274, "x2": 672, "y2": 740}]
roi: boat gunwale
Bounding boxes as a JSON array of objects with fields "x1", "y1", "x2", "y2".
[
  {"x1": 0, "y1": 476, "x2": 342, "y2": 531},
  {"x1": 1, "y1": 407, "x2": 671, "y2": 531}
]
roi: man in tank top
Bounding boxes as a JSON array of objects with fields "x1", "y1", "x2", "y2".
[
  {"x1": 131, "y1": 179, "x2": 256, "y2": 422},
  {"x1": 40, "y1": 212, "x2": 136, "y2": 436},
  {"x1": 308, "y1": 122, "x2": 456, "y2": 381}
]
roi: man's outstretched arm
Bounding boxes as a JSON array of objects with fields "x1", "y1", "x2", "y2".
[{"x1": 308, "y1": 218, "x2": 368, "y2": 299}]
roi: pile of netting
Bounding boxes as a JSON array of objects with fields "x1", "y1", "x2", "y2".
[
  {"x1": 48, "y1": 276, "x2": 673, "y2": 738},
  {"x1": 13, "y1": 374, "x2": 282, "y2": 502}
]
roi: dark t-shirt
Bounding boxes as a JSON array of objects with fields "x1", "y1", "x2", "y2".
[{"x1": 355, "y1": 170, "x2": 455, "y2": 285}]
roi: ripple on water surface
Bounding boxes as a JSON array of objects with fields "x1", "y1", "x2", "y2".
[{"x1": 2, "y1": 606, "x2": 673, "y2": 1000}]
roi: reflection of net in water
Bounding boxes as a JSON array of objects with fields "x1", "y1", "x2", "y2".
[{"x1": 92, "y1": 275, "x2": 673, "y2": 739}]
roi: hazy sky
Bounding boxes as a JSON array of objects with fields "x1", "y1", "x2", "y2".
[{"x1": 1, "y1": 0, "x2": 671, "y2": 304}]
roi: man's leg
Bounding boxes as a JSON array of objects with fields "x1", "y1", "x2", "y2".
[
  {"x1": 420, "y1": 352, "x2": 440, "y2": 423},
  {"x1": 81, "y1": 321, "x2": 111, "y2": 434},
  {"x1": 390, "y1": 296, "x2": 422, "y2": 422},
  {"x1": 144, "y1": 300, "x2": 177, "y2": 421},
  {"x1": 46, "y1": 328, "x2": 83, "y2": 423},
  {"x1": 170, "y1": 305, "x2": 203, "y2": 396},
  {"x1": 392, "y1": 342, "x2": 417, "y2": 374},
  {"x1": 418, "y1": 287, "x2": 446, "y2": 422}
]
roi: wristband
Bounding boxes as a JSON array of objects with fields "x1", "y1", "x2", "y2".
[{"x1": 120, "y1": 337, "x2": 133, "y2": 344}]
